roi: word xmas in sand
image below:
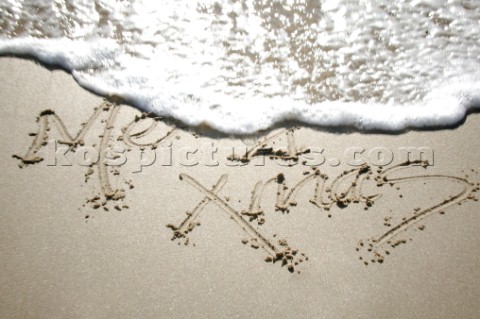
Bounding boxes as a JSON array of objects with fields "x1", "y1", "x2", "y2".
[{"x1": 14, "y1": 101, "x2": 480, "y2": 273}]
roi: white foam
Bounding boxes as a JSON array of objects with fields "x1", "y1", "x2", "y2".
[
  {"x1": 0, "y1": 38, "x2": 120, "y2": 70},
  {"x1": 0, "y1": 0, "x2": 479, "y2": 134}
]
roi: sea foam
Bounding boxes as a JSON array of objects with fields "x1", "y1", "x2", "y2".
[{"x1": 0, "y1": 0, "x2": 479, "y2": 134}]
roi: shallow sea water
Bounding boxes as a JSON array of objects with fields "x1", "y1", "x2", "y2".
[{"x1": 0, "y1": 0, "x2": 479, "y2": 133}]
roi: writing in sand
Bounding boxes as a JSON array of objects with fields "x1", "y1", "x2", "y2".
[{"x1": 14, "y1": 101, "x2": 480, "y2": 273}]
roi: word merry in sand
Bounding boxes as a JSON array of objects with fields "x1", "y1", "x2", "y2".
[
  {"x1": 13, "y1": 100, "x2": 176, "y2": 211},
  {"x1": 12, "y1": 100, "x2": 315, "y2": 209}
]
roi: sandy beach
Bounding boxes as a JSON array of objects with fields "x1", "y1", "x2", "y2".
[{"x1": 1, "y1": 57, "x2": 479, "y2": 318}]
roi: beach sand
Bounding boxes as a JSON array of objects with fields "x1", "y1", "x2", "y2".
[{"x1": 1, "y1": 57, "x2": 479, "y2": 318}]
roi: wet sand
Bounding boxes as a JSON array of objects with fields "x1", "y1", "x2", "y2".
[{"x1": 1, "y1": 57, "x2": 479, "y2": 318}]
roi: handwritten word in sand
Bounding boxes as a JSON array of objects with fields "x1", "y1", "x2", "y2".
[
  {"x1": 13, "y1": 101, "x2": 175, "y2": 210},
  {"x1": 13, "y1": 101, "x2": 479, "y2": 273},
  {"x1": 167, "y1": 162, "x2": 479, "y2": 272}
]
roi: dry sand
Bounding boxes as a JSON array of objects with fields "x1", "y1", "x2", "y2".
[{"x1": 1, "y1": 57, "x2": 480, "y2": 318}]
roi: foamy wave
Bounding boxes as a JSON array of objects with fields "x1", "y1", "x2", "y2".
[
  {"x1": 72, "y1": 66, "x2": 479, "y2": 133},
  {"x1": 0, "y1": 38, "x2": 120, "y2": 70},
  {"x1": 0, "y1": 0, "x2": 479, "y2": 134}
]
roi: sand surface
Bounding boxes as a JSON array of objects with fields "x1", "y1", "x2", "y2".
[{"x1": 1, "y1": 57, "x2": 480, "y2": 318}]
